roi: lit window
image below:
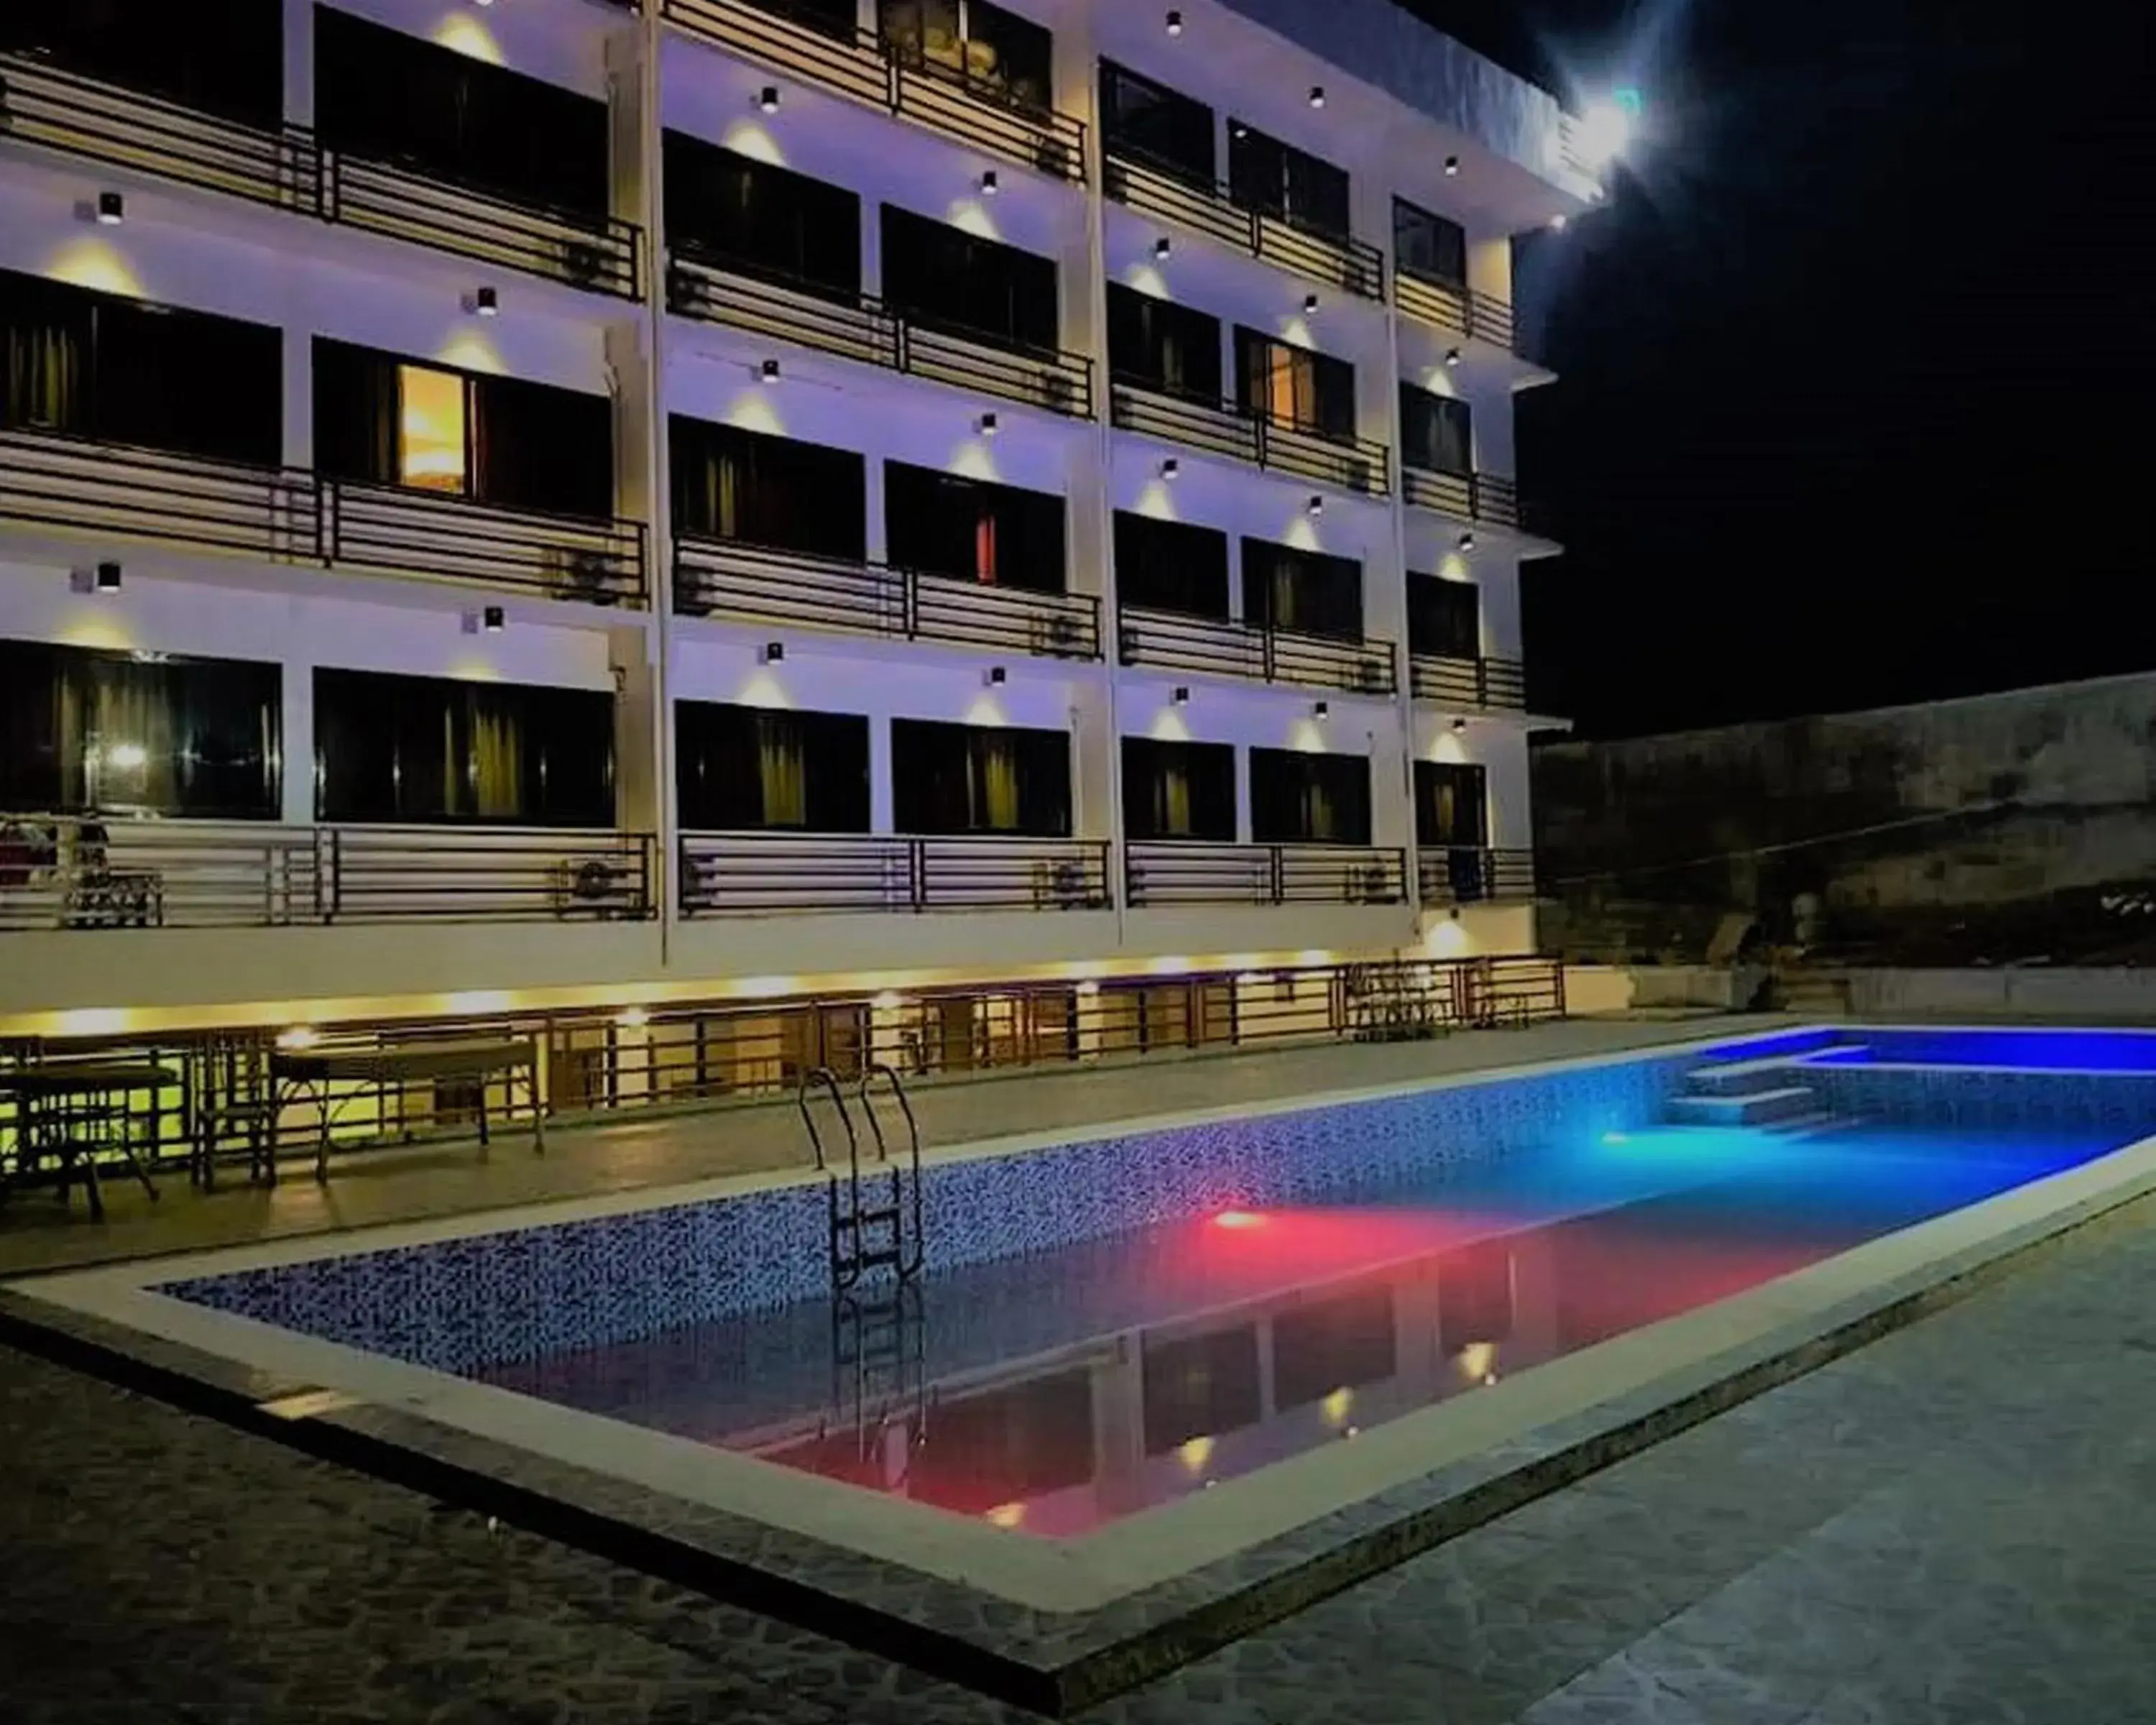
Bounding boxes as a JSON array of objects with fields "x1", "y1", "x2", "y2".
[{"x1": 398, "y1": 364, "x2": 468, "y2": 492}]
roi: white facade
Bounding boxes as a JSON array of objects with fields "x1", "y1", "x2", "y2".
[{"x1": 0, "y1": 0, "x2": 1594, "y2": 1033}]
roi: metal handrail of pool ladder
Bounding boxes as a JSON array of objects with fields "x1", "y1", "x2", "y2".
[{"x1": 858, "y1": 1062, "x2": 925, "y2": 1284}]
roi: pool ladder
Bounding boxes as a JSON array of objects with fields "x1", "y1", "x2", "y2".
[{"x1": 798, "y1": 1062, "x2": 926, "y2": 1294}]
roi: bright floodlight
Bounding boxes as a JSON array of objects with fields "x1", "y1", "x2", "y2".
[{"x1": 1575, "y1": 88, "x2": 1641, "y2": 170}]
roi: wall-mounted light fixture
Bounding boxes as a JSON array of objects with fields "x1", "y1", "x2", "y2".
[
  {"x1": 1165, "y1": 9, "x2": 1183, "y2": 34},
  {"x1": 977, "y1": 411, "x2": 998, "y2": 437},
  {"x1": 1153, "y1": 236, "x2": 1172, "y2": 261},
  {"x1": 760, "y1": 641, "x2": 785, "y2": 664},
  {"x1": 1171, "y1": 686, "x2": 1190, "y2": 705},
  {"x1": 1307, "y1": 494, "x2": 1325, "y2": 518},
  {"x1": 471, "y1": 285, "x2": 499, "y2": 318},
  {"x1": 1159, "y1": 456, "x2": 1179, "y2": 480},
  {"x1": 980, "y1": 169, "x2": 999, "y2": 196},
  {"x1": 1444, "y1": 347, "x2": 1462, "y2": 368},
  {"x1": 1444, "y1": 155, "x2": 1461, "y2": 177},
  {"x1": 1312, "y1": 700, "x2": 1330, "y2": 719},
  {"x1": 758, "y1": 86, "x2": 781, "y2": 114},
  {"x1": 1549, "y1": 213, "x2": 1569, "y2": 232},
  {"x1": 1457, "y1": 531, "x2": 1476, "y2": 553},
  {"x1": 986, "y1": 665, "x2": 1008, "y2": 686},
  {"x1": 93, "y1": 560, "x2": 122, "y2": 594},
  {"x1": 760, "y1": 358, "x2": 781, "y2": 382},
  {"x1": 482, "y1": 604, "x2": 505, "y2": 634},
  {"x1": 96, "y1": 190, "x2": 124, "y2": 226},
  {"x1": 1451, "y1": 717, "x2": 1468, "y2": 732},
  {"x1": 1307, "y1": 86, "x2": 1326, "y2": 109},
  {"x1": 1302, "y1": 293, "x2": 1320, "y2": 316}
]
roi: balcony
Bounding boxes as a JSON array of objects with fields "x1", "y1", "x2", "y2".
[
  {"x1": 1109, "y1": 382, "x2": 1390, "y2": 497},
  {"x1": 1392, "y1": 269, "x2": 1518, "y2": 356},
  {"x1": 675, "y1": 535, "x2": 1100, "y2": 659},
  {"x1": 668, "y1": 255, "x2": 1093, "y2": 419},
  {"x1": 678, "y1": 832, "x2": 1112, "y2": 915},
  {"x1": 0, "y1": 426, "x2": 648, "y2": 606},
  {"x1": 0, "y1": 818, "x2": 656, "y2": 930},
  {"x1": 1125, "y1": 842, "x2": 1408, "y2": 908},
  {"x1": 1118, "y1": 607, "x2": 1396, "y2": 696},
  {"x1": 1407, "y1": 653, "x2": 1526, "y2": 711},
  {"x1": 1401, "y1": 464, "x2": 1542, "y2": 537},
  {"x1": 0, "y1": 52, "x2": 642, "y2": 298},
  {"x1": 1102, "y1": 148, "x2": 1383, "y2": 300},
  {"x1": 1417, "y1": 846, "x2": 1536, "y2": 907},
  {"x1": 660, "y1": 0, "x2": 1086, "y2": 183}
]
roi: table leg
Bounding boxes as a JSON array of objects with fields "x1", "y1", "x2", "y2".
[
  {"x1": 530, "y1": 1062, "x2": 546, "y2": 1156},
  {"x1": 314, "y1": 1082, "x2": 333, "y2": 1183}
]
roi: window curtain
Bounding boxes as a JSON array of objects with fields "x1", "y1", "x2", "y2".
[
  {"x1": 0, "y1": 294, "x2": 85, "y2": 432},
  {"x1": 469, "y1": 700, "x2": 524, "y2": 820},
  {"x1": 759, "y1": 719, "x2": 808, "y2": 826},
  {"x1": 975, "y1": 735, "x2": 1021, "y2": 829},
  {"x1": 312, "y1": 339, "x2": 400, "y2": 487}
]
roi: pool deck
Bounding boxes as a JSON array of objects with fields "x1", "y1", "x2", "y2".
[{"x1": 0, "y1": 1010, "x2": 1751, "y2": 1279}]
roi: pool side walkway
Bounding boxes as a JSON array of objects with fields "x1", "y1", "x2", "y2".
[{"x1": 0, "y1": 1011, "x2": 1754, "y2": 1279}]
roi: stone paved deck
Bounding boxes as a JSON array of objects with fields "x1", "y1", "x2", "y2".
[
  {"x1": 0, "y1": 1012, "x2": 1746, "y2": 1278},
  {"x1": 6, "y1": 1183, "x2": 2152, "y2": 1724}
]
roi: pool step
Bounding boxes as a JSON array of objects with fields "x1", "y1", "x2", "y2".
[
  {"x1": 1687, "y1": 1056, "x2": 1829, "y2": 1096},
  {"x1": 1667, "y1": 1085, "x2": 1820, "y2": 1127}
]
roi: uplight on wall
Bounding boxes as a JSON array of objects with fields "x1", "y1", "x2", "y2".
[
  {"x1": 979, "y1": 170, "x2": 999, "y2": 196},
  {"x1": 1302, "y1": 293, "x2": 1319, "y2": 316},
  {"x1": 471, "y1": 285, "x2": 499, "y2": 317},
  {"x1": 93, "y1": 560, "x2": 122, "y2": 594},
  {"x1": 758, "y1": 86, "x2": 781, "y2": 114},
  {"x1": 977, "y1": 411, "x2": 998, "y2": 437},
  {"x1": 1159, "y1": 456, "x2": 1180, "y2": 480},
  {"x1": 95, "y1": 190, "x2": 124, "y2": 226},
  {"x1": 1444, "y1": 155, "x2": 1460, "y2": 176},
  {"x1": 1153, "y1": 236, "x2": 1172, "y2": 261},
  {"x1": 1165, "y1": 9, "x2": 1182, "y2": 34},
  {"x1": 1307, "y1": 86, "x2": 1325, "y2": 109},
  {"x1": 760, "y1": 358, "x2": 782, "y2": 382}
]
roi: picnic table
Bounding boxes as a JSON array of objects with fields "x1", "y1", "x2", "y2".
[
  {"x1": 0, "y1": 1062, "x2": 172, "y2": 1220},
  {"x1": 268, "y1": 1037, "x2": 545, "y2": 1182}
]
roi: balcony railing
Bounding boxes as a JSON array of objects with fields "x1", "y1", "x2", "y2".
[
  {"x1": 668, "y1": 254, "x2": 1094, "y2": 419},
  {"x1": 1408, "y1": 653, "x2": 1526, "y2": 710},
  {"x1": 0, "y1": 52, "x2": 642, "y2": 298},
  {"x1": 674, "y1": 535, "x2": 1100, "y2": 659},
  {"x1": 1118, "y1": 607, "x2": 1396, "y2": 696},
  {"x1": 1401, "y1": 464, "x2": 1534, "y2": 533},
  {"x1": 679, "y1": 832, "x2": 1112, "y2": 915},
  {"x1": 0, "y1": 817, "x2": 656, "y2": 930},
  {"x1": 1109, "y1": 382, "x2": 1391, "y2": 497},
  {"x1": 1417, "y1": 846, "x2": 1537, "y2": 907},
  {"x1": 1125, "y1": 842, "x2": 1408, "y2": 908},
  {"x1": 660, "y1": 0, "x2": 1087, "y2": 183},
  {"x1": 1393, "y1": 269, "x2": 1519, "y2": 355},
  {"x1": 1102, "y1": 147, "x2": 1384, "y2": 299},
  {"x1": 0, "y1": 426, "x2": 649, "y2": 606}
]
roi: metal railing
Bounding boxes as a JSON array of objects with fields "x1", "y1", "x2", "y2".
[
  {"x1": 679, "y1": 832, "x2": 1112, "y2": 915},
  {"x1": 0, "y1": 427, "x2": 648, "y2": 606},
  {"x1": 660, "y1": 0, "x2": 1087, "y2": 183},
  {"x1": 1417, "y1": 846, "x2": 1537, "y2": 907},
  {"x1": 674, "y1": 535, "x2": 1100, "y2": 658},
  {"x1": 1393, "y1": 269, "x2": 1519, "y2": 354},
  {"x1": 1102, "y1": 147, "x2": 1384, "y2": 299},
  {"x1": 1401, "y1": 464, "x2": 1530, "y2": 533},
  {"x1": 1125, "y1": 841, "x2": 1408, "y2": 908},
  {"x1": 0, "y1": 52, "x2": 641, "y2": 298},
  {"x1": 1109, "y1": 382, "x2": 1391, "y2": 497},
  {"x1": 1118, "y1": 607, "x2": 1396, "y2": 696},
  {"x1": 1407, "y1": 653, "x2": 1526, "y2": 710},
  {"x1": 668, "y1": 254, "x2": 1094, "y2": 418},
  {"x1": 0, "y1": 817, "x2": 657, "y2": 930}
]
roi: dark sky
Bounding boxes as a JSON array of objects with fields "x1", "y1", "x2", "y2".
[{"x1": 1404, "y1": 0, "x2": 2156, "y2": 737}]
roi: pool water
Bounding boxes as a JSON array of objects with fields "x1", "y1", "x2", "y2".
[{"x1": 476, "y1": 1119, "x2": 2117, "y2": 1537}]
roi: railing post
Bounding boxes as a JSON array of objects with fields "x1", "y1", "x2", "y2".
[
  {"x1": 1268, "y1": 845, "x2": 1284, "y2": 906},
  {"x1": 909, "y1": 838, "x2": 926, "y2": 914}
]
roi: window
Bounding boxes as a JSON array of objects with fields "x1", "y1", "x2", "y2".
[
  {"x1": 0, "y1": 270, "x2": 282, "y2": 465},
  {"x1": 1416, "y1": 760, "x2": 1488, "y2": 847},
  {"x1": 1393, "y1": 198, "x2": 1467, "y2": 288},
  {"x1": 1250, "y1": 748, "x2": 1371, "y2": 845},
  {"x1": 0, "y1": 640, "x2": 281, "y2": 819},
  {"x1": 1121, "y1": 738, "x2": 1235, "y2": 841},
  {"x1": 1400, "y1": 382, "x2": 1473, "y2": 477},
  {"x1": 314, "y1": 669, "x2": 615, "y2": 827},
  {"x1": 1099, "y1": 60, "x2": 1214, "y2": 184},
  {"x1": 1408, "y1": 575, "x2": 1480, "y2": 660},
  {"x1": 880, "y1": 206, "x2": 1059, "y2": 353},
  {"x1": 676, "y1": 703, "x2": 870, "y2": 832},
  {"x1": 671, "y1": 418, "x2": 865, "y2": 560},
  {"x1": 1227, "y1": 121, "x2": 1350, "y2": 239},
  {"x1": 313, "y1": 8, "x2": 609, "y2": 218},
  {"x1": 1, "y1": 0, "x2": 284, "y2": 125},
  {"x1": 1242, "y1": 540, "x2": 1363, "y2": 641},
  {"x1": 879, "y1": 0, "x2": 1052, "y2": 111},
  {"x1": 891, "y1": 719, "x2": 1071, "y2": 835},
  {"x1": 1106, "y1": 284, "x2": 1221, "y2": 401},
  {"x1": 663, "y1": 133, "x2": 860, "y2": 298},
  {"x1": 313, "y1": 340, "x2": 614, "y2": 518},
  {"x1": 1113, "y1": 512, "x2": 1228, "y2": 617},
  {"x1": 885, "y1": 462, "x2": 1064, "y2": 593},
  {"x1": 1233, "y1": 327, "x2": 1355, "y2": 441}
]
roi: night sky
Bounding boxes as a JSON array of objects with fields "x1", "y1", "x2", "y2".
[{"x1": 1406, "y1": 0, "x2": 2155, "y2": 738}]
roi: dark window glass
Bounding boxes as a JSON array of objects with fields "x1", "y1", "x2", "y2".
[
  {"x1": 880, "y1": 206, "x2": 1058, "y2": 352},
  {"x1": 753, "y1": 0, "x2": 857, "y2": 38},
  {"x1": 0, "y1": 270, "x2": 281, "y2": 465},
  {"x1": 671, "y1": 418, "x2": 865, "y2": 559},
  {"x1": 1143, "y1": 1326, "x2": 1260, "y2": 1454},
  {"x1": 1273, "y1": 1287, "x2": 1397, "y2": 1409},
  {"x1": 1408, "y1": 574, "x2": 1480, "y2": 659},
  {"x1": 1241, "y1": 539, "x2": 1363, "y2": 640},
  {"x1": 314, "y1": 669, "x2": 614, "y2": 827},
  {"x1": 1227, "y1": 121, "x2": 1350, "y2": 239},
  {"x1": 474, "y1": 374, "x2": 614, "y2": 518},
  {"x1": 0, "y1": 639, "x2": 280, "y2": 819},
  {"x1": 879, "y1": 0, "x2": 1052, "y2": 112},
  {"x1": 1120, "y1": 737, "x2": 1235, "y2": 841},
  {"x1": 1, "y1": 0, "x2": 283, "y2": 124},
  {"x1": 891, "y1": 719, "x2": 1071, "y2": 836},
  {"x1": 314, "y1": 8, "x2": 609, "y2": 218},
  {"x1": 885, "y1": 461, "x2": 1064, "y2": 593},
  {"x1": 1113, "y1": 512, "x2": 1228, "y2": 617},
  {"x1": 663, "y1": 133, "x2": 860, "y2": 298},
  {"x1": 676, "y1": 702, "x2": 870, "y2": 832},
  {"x1": 1234, "y1": 327, "x2": 1355, "y2": 441},
  {"x1": 1400, "y1": 382, "x2": 1473, "y2": 476},
  {"x1": 1106, "y1": 284, "x2": 1221, "y2": 401},
  {"x1": 1416, "y1": 760, "x2": 1488, "y2": 847},
  {"x1": 1393, "y1": 197, "x2": 1466, "y2": 287},
  {"x1": 1250, "y1": 747, "x2": 1371, "y2": 845},
  {"x1": 1099, "y1": 60, "x2": 1214, "y2": 184}
]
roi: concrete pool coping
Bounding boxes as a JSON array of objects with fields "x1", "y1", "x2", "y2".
[{"x1": 8, "y1": 1022, "x2": 2156, "y2": 1713}]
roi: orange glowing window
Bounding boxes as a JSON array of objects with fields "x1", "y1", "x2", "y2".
[{"x1": 397, "y1": 364, "x2": 467, "y2": 492}]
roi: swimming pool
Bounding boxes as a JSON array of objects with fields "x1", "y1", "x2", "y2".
[{"x1": 16, "y1": 1022, "x2": 2156, "y2": 1706}]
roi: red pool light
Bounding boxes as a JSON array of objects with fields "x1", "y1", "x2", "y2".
[{"x1": 1212, "y1": 1209, "x2": 1264, "y2": 1230}]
